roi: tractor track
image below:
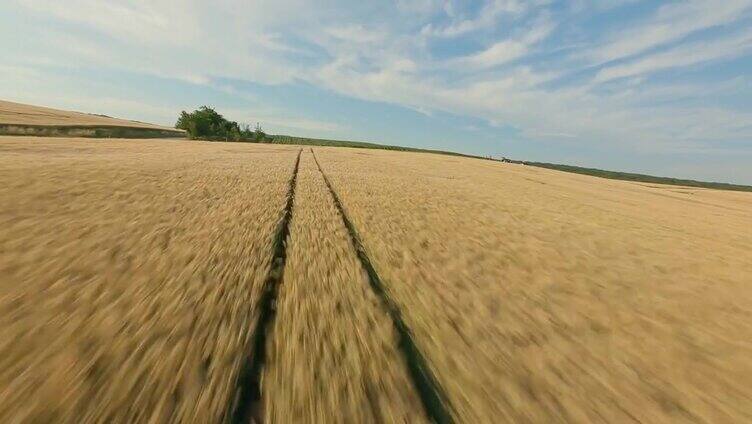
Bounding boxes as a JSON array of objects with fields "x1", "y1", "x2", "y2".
[
  {"x1": 227, "y1": 149, "x2": 302, "y2": 424},
  {"x1": 310, "y1": 148, "x2": 454, "y2": 424}
]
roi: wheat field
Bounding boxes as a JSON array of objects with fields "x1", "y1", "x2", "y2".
[
  {"x1": 1, "y1": 136, "x2": 751, "y2": 423},
  {"x1": 0, "y1": 100, "x2": 178, "y2": 130},
  {"x1": 262, "y1": 151, "x2": 425, "y2": 423},
  {"x1": 316, "y1": 147, "x2": 752, "y2": 422},
  {"x1": 0, "y1": 137, "x2": 296, "y2": 422}
]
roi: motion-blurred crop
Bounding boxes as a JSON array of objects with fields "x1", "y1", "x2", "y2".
[
  {"x1": 317, "y1": 147, "x2": 752, "y2": 422},
  {"x1": 0, "y1": 138, "x2": 296, "y2": 422},
  {"x1": 1, "y1": 137, "x2": 751, "y2": 423}
]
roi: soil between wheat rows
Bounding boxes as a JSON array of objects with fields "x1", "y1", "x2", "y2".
[{"x1": 1, "y1": 137, "x2": 752, "y2": 423}]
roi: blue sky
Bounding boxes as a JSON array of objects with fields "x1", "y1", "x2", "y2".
[{"x1": 1, "y1": 0, "x2": 751, "y2": 183}]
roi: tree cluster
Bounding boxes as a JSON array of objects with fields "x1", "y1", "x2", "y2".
[{"x1": 175, "y1": 106, "x2": 268, "y2": 142}]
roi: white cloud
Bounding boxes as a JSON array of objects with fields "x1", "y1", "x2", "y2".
[
  {"x1": 315, "y1": 52, "x2": 752, "y2": 156},
  {"x1": 464, "y1": 40, "x2": 528, "y2": 68},
  {"x1": 452, "y1": 16, "x2": 554, "y2": 68},
  {"x1": 16, "y1": 0, "x2": 201, "y2": 45},
  {"x1": 223, "y1": 107, "x2": 344, "y2": 134},
  {"x1": 3, "y1": 0, "x2": 752, "y2": 178},
  {"x1": 421, "y1": 0, "x2": 529, "y2": 38},
  {"x1": 589, "y1": 0, "x2": 752, "y2": 64},
  {"x1": 11, "y1": 0, "x2": 342, "y2": 86},
  {"x1": 595, "y1": 28, "x2": 752, "y2": 82},
  {"x1": 524, "y1": 130, "x2": 577, "y2": 139},
  {"x1": 325, "y1": 25, "x2": 387, "y2": 44},
  {"x1": 394, "y1": 0, "x2": 443, "y2": 16}
]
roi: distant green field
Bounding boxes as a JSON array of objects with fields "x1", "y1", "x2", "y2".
[{"x1": 266, "y1": 135, "x2": 752, "y2": 192}]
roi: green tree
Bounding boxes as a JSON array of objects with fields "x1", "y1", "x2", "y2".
[
  {"x1": 176, "y1": 107, "x2": 267, "y2": 142},
  {"x1": 175, "y1": 106, "x2": 228, "y2": 139},
  {"x1": 254, "y1": 122, "x2": 266, "y2": 142}
]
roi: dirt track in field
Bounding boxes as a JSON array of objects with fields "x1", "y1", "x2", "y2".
[
  {"x1": 1, "y1": 136, "x2": 751, "y2": 423},
  {"x1": 262, "y1": 151, "x2": 425, "y2": 423}
]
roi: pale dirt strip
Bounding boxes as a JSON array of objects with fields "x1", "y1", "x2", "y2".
[
  {"x1": 0, "y1": 137, "x2": 298, "y2": 423},
  {"x1": 315, "y1": 147, "x2": 752, "y2": 423},
  {"x1": 262, "y1": 150, "x2": 426, "y2": 423}
]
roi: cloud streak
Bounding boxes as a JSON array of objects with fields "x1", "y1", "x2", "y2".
[
  {"x1": 588, "y1": 0, "x2": 752, "y2": 64},
  {"x1": 2, "y1": 0, "x2": 752, "y2": 182},
  {"x1": 595, "y1": 28, "x2": 752, "y2": 82}
]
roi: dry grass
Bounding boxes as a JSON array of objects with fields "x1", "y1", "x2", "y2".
[
  {"x1": 315, "y1": 147, "x2": 752, "y2": 423},
  {"x1": 262, "y1": 151, "x2": 425, "y2": 423},
  {"x1": 0, "y1": 137, "x2": 298, "y2": 422},
  {"x1": 0, "y1": 100, "x2": 178, "y2": 131}
]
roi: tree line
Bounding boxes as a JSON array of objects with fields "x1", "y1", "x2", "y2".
[{"x1": 175, "y1": 106, "x2": 271, "y2": 142}]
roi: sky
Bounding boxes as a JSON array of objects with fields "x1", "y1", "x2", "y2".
[{"x1": 1, "y1": 0, "x2": 751, "y2": 184}]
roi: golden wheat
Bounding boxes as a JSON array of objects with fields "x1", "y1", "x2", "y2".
[
  {"x1": 315, "y1": 147, "x2": 752, "y2": 423},
  {"x1": 0, "y1": 100, "x2": 176, "y2": 130},
  {"x1": 0, "y1": 137, "x2": 298, "y2": 422},
  {"x1": 262, "y1": 151, "x2": 426, "y2": 423},
  {"x1": 3, "y1": 136, "x2": 751, "y2": 423}
]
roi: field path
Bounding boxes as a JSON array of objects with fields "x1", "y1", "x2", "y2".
[
  {"x1": 311, "y1": 149, "x2": 453, "y2": 423},
  {"x1": 261, "y1": 150, "x2": 427, "y2": 422},
  {"x1": 228, "y1": 148, "x2": 301, "y2": 423}
]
